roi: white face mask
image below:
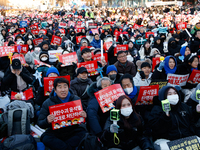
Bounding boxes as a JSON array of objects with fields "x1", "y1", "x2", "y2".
[
  {"x1": 41, "y1": 57, "x2": 48, "y2": 61},
  {"x1": 121, "y1": 107, "x2": 133, "y2": 117},
  {"x1": 150, "y1": 38, "x2": 154, "y2": 41},
  {"x1": 29, "y1": 45, "x2": 33, "y2": 49},
  {"x1": 167, "y1": 94, "x2": 179, "y2": 105},
  {"x1": 28, "y1": 35, "x2": 32, "y2": 39},
  {"x1": 124, "y1": 87, "x2": 133, "y2": 95},
  {"x1": 127, "y1": 55, "x2": 133, "y2": 62}
]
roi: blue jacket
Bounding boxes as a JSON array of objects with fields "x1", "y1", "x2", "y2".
[{"x1": 90, "y1": 38, "x2": 101, "y2": 48}]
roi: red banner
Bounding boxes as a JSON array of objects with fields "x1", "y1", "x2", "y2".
[
  {"x1": 76, "y1": 36, "x2": 86, "y2": 44},
  {"x1": 103, "y1": 42, "x2": 112, "y2": 52},
  {"x1": 49, "y1": 100, "x2": 85, "y2": 130},
  {"x1": 152, "y1": 57, "x2": 161, "y2": 72},
  {"x1": 59, "y1": 22, "x2": 67, "y2": 28},
  {"x1": 188, "y1": 69, "x2": 200, "y2": 83},
  {"x1": 0, "y1": 46, "x2": 15, "y2": 57},
  {"x1": 19, "y1": 28, "x2": 26, "y2": 34},
  {"x1": 91, "y1": 28, "x2": 99, "y2": 34},
  {"x1": 59, "y1": 29, "x2": 66, "y2": 35},
  {"x1": 58, "y1": 52, "x2": 78, "y2": 66},
  {"x1": 167, "y1": 74, "x2": 189, "y2": 86},
  {"x1": 176, "y1": 22, "x2": 187, "y2": 30},
  {"x1": 51, "y1": 35, "x2": 62, "y2": 46},
  {"x1": 145, "y1": 32, "x2": 154, "y2": 39},
  {"x1": 11, "y1": 88, "x2": 34, "y2": 100},
  {"x1": 80, "y1": 46, "x2": 92, "y2": 51},
  {"x1": 30, "y1": 24, "x2": 38, "y2": 30},
  {"x1": 114, "y1": 45, "x2": 128, "y2": 56},
  {"x1": 135, "y1": 85, "x2": 159, "y2": 105},
  {"x1": 14, "y1": 44, "x2": 29, "y2": 54},
  {"x1": 77, "y1": 61, "x2": 98, "y2": 76},
  {"x1": 34, "y1": 59, "x2": 51, "y2": 67},
  {"x1": 31, "y1": 29, "x2": 39, "y2": 35},
  {"x1": 92, "y1": 53, "x2": 108, "y2": 63},
  {"x1": 11, "y1": 19, "x2": 17, "y2": 23},
  {"x1": 33, "y1": 38, "x2": 43, "y2": 46},
  {"x1": 12, "y1": 54, "x2": 26, "y2": 65},
  {"x1": 43, "y1": 75, "x2": 71, "y2": 96},
  {"x1": 39, "y1": 29, "x2": 47, "y2": 35},
  {"x1": 76, "y1": 27, "x2": 85, "y2": 33},
  {"x1": 94, "y1": 84, "x2": 125, "y2": 113}
]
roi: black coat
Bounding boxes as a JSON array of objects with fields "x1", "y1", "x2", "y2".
[
  {"x1": 108, "y1": 45, "x2": 117, "y2": 65},
  {"x1": 1, "y1": 66, "x2": 33, "y2": 93},
  {"x1": 152, "y1": 37, "x2": 164, "y2": 54},
  {"x1": 151, "y1": 64, "x2": 168, "y2": 80},
  {"x1": 70, "y1": 77, "x2": 93, "y2": 110},
  {"x1": 37, "y1": 89, "x2": 85, "y2": 140},
  {"x1": 35, "y1": 86, "x2": 49, "y2": 107},
  {"x1": 168, "y1": 38, "x2": 181, "y2": 56},
  {"x1": 190, "y1": 37, "x2": 200, "y2": 53},
  {"x1": 148, "y1": 98, "x2": 196, "y2": 141}
]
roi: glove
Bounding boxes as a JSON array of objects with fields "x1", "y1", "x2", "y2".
[
  {"x1": 110, "y1": 124, "x2": 119, "y2": 133},
  {"x1": 158, "y1": 61, "x2": 165, "y2": 71},
  {"x1": 178, "y1": 56, "x2": 184, "y2": 61},
  {"x1": 139, "y1": 71, "x2": 145, "y2": 80},
  {"x1": 112, "y1": 41, "x2": 117, "y2": 48}
]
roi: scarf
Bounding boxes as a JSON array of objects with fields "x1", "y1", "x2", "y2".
[
  {"x1": 164, "y1": 56, "x2": 177, "y2": 75},
  {"x1": 54, "y1": 91, "x2": 71, "y2": 103},
  {"x1": 126, "y1": 86, "x2": 138, "y2": 99}
]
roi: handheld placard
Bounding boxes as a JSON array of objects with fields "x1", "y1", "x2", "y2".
[
  {"x1": 110, "y1": 109, "x2": 120, "y2": 145},
  {"x1": 196, "y1": 90, "x2": 200, "y2": 112},
  {"x1": 161, "y1": 99, "x2": 171, "y2": 116}
]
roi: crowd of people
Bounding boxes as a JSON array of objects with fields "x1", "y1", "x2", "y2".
[{"x1": 0, "y1": 4, "x2": 200, "y2": 150}]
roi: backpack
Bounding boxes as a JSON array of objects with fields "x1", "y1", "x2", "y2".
[
  {"x1": 0, "y1": 134, "x2": 37, "y2": 150},
  {"x1": 2, "y1": 108, "x2": 30, "y2": 136},
  {"x1": 77, "y1": 133, "x2": 105, "y2": 150}
]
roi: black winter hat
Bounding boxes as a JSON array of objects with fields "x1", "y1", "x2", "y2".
[
  {"x1": 141, "y1": 62, "x2": 151, "y2": 69},
  {"x1": 77, "y1": 67, "x2": 88, "y2": 75},
  {"x1": 81, "y1": 48, "x2": 91, "y2": 55}
]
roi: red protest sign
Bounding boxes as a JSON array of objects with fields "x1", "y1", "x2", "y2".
[
  {"x1": 11, "y1": 19, "x2": 17, "y2": 23},
  {"x1": 92, "y1": 53, "x2": 108, "y2": 63},
  {"x1": 76, "y1": 36, "x2": 86, "y2": 44},
  {"x1": 188, "y1": 69, "x2": 200, "y2": 83},
  {"x1": 12, "y1": 54, "x2": 26, "y2": 65},
  {"x1": 49, "y1": 100, "x2": 85, "y2": 130},
  {"x1": 11, "y1": 88, "x2": 34, "y2": 100},
  {"x1": 33, "y1": 38, "x2": 43, "y2": 46},
  {"x1": 0, "y1": 46, "x2": 15, "y2": 57},
  {"x1": 58, "y1": 52, "x2": 78, "y2": 66},
  {"x1": 78, "y1": 16, "x2": 82, "y2": 19},
  {"x1": 14, "y1": 45, "x2": 28, "y2": 54},
  {"x1": 31, "y1": 29, "x2": 39, "y2": 35},
  {"x1": 145, "y1": 32, "x2": 154, "y2": 39},
  {"x1": 3, "y1": 42, "x2": 8, "y2": 47},
  {"x1": 47, "y1": 20, "x2": 53, "y2": 24},
  {"x1": 77, "y1": 61, "x2": 98, "y2": 76},
  {"x1": 135, "y1": 85, "x2": 159, "y2": 105},
  {"x1": 91, "y1": 28, "x2": 99, "y2": 34},
  {"x1": 152, "y1": 57, "x2": 161, "y2": 72},
  {"x1": 4, "y1": 19, "x2": 11, "y2": 23},
  {"x1": 34, "y1": 59, "x2": 51, "y2": 67},
  {"x1": 43, "y1": 75, "x2": 70, "y2": 96},
  {"x1": 59, "y1": 22, "x2": 67, "y2": 28},
  {"x1": 103, "y1": 42, "x2": 112, "y2": 52},
  {"x1": 59, "y1": 29, "x2": 66, "y2": 34},
  {"x1": 80, "y1": 46, "x2": 92, "y2": 51},
  {"x1": 30, "y1": 24, "x2": 38, "y2": 30},
  {"x1": 51, "y1": 35, "x2": 62, "y2": 46},
  {"x1": 94, "y1": 84, "x2": 125, "y2": 113},
  {"x1": 114, "y1": 45, "x2": 128, "y2": 56},
  {"x1": 39, "y1": 29, "x2": 47, "y2": 35},
  {"x1": 133, "y1": 24, "x2": 143, "y2": 29},
  {"x1": 167, "y1": 74, "x2": 189, "y2": 87},
  {"x1": 76, "y1": 27, "x2": 84, "y2": 33},
  {"x1": 176, "y1": 22, "x2": 187, "y2": 30},
  {"x1": 19, "y1": 28, "x2": 26, "y2": 34}
]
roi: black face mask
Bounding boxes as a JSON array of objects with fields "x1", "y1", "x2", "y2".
[
  {"x1": 78, "y1": 78, "x2": 89, "y2": 83},
  {"x1": 170, "y1": 42, "x2": 177, "y2": 48},
  {"x1": 71, "y1": 34, "x2": 75, "y2": 36},
  {"x1": 161, "y1": 37, "x2": 166, "y2": 42},
  {"x1": 108, "y1": 74, "x2": 117, "y2": 80}
]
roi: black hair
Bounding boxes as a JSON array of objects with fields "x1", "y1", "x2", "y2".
[
  {"x1": 119, "y1": 73, "x2": 134, "y2": 86},
  {"x1": 53, "y1": 78, "x2": 69, "y2": 90},
  {"x1": 117, "y1": 51, "x2": 127, "y2": 57}
]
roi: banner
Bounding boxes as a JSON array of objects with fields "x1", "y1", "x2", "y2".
[
  {"x1": 187, "y1": 69, "x2": 200, "y2": 83},
  {"x1": 176, "y1": 22, "x2": 187, "y2": 30},
  {"x1": 47, "y1": 20, "x2": 53, "y2": 24},
  {"x1": 34, "y1": 59, "x2": 51, "y2": 67},
  {"x1": 48, "y1": 50, "x2": 63, "y2": 63},
  {"x1": 150, "y1": 80, "x2": 168, "y2": 89},
  {"x1": 92, "y1": 53, "x2": 108, "y2": 63},
  {"x1": 51, "y1": 35, "x2": 62, "y2": 46},
  {"x1": 49, "y1": 100, "x2": 85, "y2": 130},
  {"x1": 91, "y1": 28, "x2": 99, "y2": 34},
  {"x1": 133, "y1": 24, "x2": 143, "y2": 29},
  {"x1": 39, "y1": 29, "x2": 47, "y2": 35},
  {"x1": 59, "y1": 22, "x2": 67, "y2": 28},
  {"x1": 135, "y1": 85, "x2": 159, "y2": 105},
  {"x1": 76, "y1": 27, "x2": 85, "y2": 33},
  {"x1": 76, "y1": 36, "x2": 86, "y2": 44},
  {"x1": 19, "y1": 21, "x2": 28, "y2": 27},
  {"x1": 31, "y1": 29, "x2": 39, "y2": 35},
  {"x1": 11, "y1": 88, "x2": 34, "y2": 100},
  {"x1": 0, "y1": 46, "x2": 15, "y2": 57},
  {"x1": 30, "y1": 24, "x2": 38, "y2": 30},
  {"x1": 77, "y1": 61, "x2": 98, "y2": 76},
  {"x1": 102, "y1": 24, "x2": 111, "y2": 30},
  {"x1": 145, "y1": 32, "x2": 154, "y2": 39},
  {"x1": 167, "y1": 74, "x2": 189, "y2": 87},
  {"x1": 14, "y1": 45, "x2": 29, "y2": 54},
  {"x1": 12, "y1": 54, "x2": 26, "y2": 65},
  {"x1": 33, "y1": 38, "x2": 43, "y2": 46},
  {"x1": 94, "y1": 84, "x2": 125, "y2": 113},
  {"x1": 167, "y1": 136, "x2": 200, "y2": 150},
  {"x1": 59, "y1": 29, "x2": 66, "y2": 34},
  {"x1": 19, "y1": 28, "x2": 26, "y2": 34},
  {"x1": 11, "y1": 19, "x2": 17, "y2": 23},
  {"x1": 114, "y1": 45, "x2": 128, "y2": 56},
  {"x1": 88, "y1": 23, "x2": 98, "y2": 29},
  {"x1": 58, "y1": 52, "x2": 78, "y2": 66},
  {"x1": 103, "y1": 42, "x2": 112, "y2": 52},
  {"x1": 152, "y1": 57, "x2": 161, "y2": 72},
  {"x1": 43, "y1": 75, "x2": 71, "y2": 96},
  {"x1": 80, "y1": 46, "x2": 92, "y2": 51}
]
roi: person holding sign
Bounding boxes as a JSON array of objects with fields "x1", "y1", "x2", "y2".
[
  {"x1": 38, "y1": 78, "x2": 87, "y2": 150},
  {"x1": 102, "y1": 95, "x2": 153, "y2": 150},
  {"x1": 152, "y1": 56, "x2": 177, "y2": 80},
  {"x1": 90, "y1": 34, "x2": 101, "y2": 48},
  {"x1": 148, "y1": 86, "x2": 197, "y2": 146},
  {"x1": 175, "y1": 46, "x2": 191, "y2": 64}
]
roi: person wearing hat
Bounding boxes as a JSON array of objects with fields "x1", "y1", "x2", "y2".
[
  {"x1": 40, "y1": 40, "x2": 51, "y2": 51},
  {"x1": 133, "y1": 62, "x2": 152, "y2": 86},
  {"x1": 39, "y1": 51, "x2": 50, "y2": 64},
  {"x1": 76, "y1": 37, "x2": 90, "y2": 62},
  {"x1": 70, "y1": 67, "x2": 93, "y2": 110},
  {"x1": 1, "y1": 59, "x2": 33, "y2": 96},
  {"x1": 190, "y1": 30, "x2": 200, "y2": 53},
  {"x1": 90, "y1": 34, "x2": 101, "y2": 48},
  {"x1": 36, "y1": 67, "x2": 60, "y2": 107},
  {"x1": 106, "y1": 65, "x2": 121, "y2": 84}
]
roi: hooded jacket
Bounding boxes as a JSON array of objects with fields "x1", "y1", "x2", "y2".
[
  {"x1": 76, "y1": 37, "x2": 90, "y2": 62},
  {"x1": 152, "y1": 37, "x2": 164, "y2": 54},
  {"x1": 168, "y1": 37, "x2": 181, "y2": 56},
  {"x1": 133, "y1": 72, "x2": 152, "y2": 86},
  {"x1": 148, "y1": 86, "x2": 196, "y2": 141},
  {"x1": 90, "y1": 37, "x2": 101, "y2": 48}
]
